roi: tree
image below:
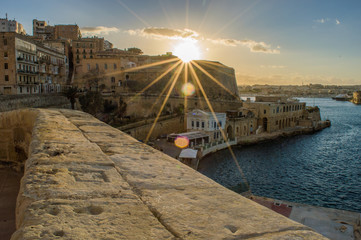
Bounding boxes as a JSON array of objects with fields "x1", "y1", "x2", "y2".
[
  {"x1": 79, "y1": 91, "x2": 104, "y2": 115},
  {"x1": 126, "y1": 47, "x2": 143, "y2": 55},
  {"x1": 116, "y1": 96, "x2": 127, "y2": 118},
  {"x1": 64, "y1": 86, "x2": 78, "y2": 109}
]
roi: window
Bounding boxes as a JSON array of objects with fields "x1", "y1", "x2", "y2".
[
  {"x1": 3, "y1": 39, "x2": 7, "y2": 45},
  {"x1": 264, "y1": 109, "x2": 266, "y2": 114},
  {"x1": 277, "y1": 107, "x2": 279, "y2": 113},
  {"x1": 87, "y1": 64, "x2": 90, "y2": 71},
  {"x1": 196, "y1": 121, "x2": 199, "y2": 128},
  {"x1": 201, "y1": 121, "x2": 205, "y2": 128},
  {"x1": 5, "y1": 75, "x2": 9, "y2": 81},
  {"x1": 4, "y1": 63, "x2": 8, "y2": 69},
  {"x1": 96, "y1": 64, "x2": 99, "y2": 69},
  {"x1": 4, "y1": 52, "x2": 8, "y2": 57},
  {"x1": 220, "y1": 121, "x2": 222, "y2": 127},
  {"x1": 191, "y1": 121, "x2": 194, "y2": 127},
  {"x1": 104, "y1": 63, "x2": 107, "y2": 69},
  {"x1": 19, "y1": 87, "x2": 22, "y2": 93},
  {"x1": 214, "y1": 122, "x2": 216, "y2": 129},
  {"x1": 114, "y1": 63, "x2": 117, "y2": 69},
  {"x1": 83, "y1": 55, "x2": 86, "y2": 59},
  {"x1": 214, "y1": 132, "x2": 216, "y2": 139},
  {"x1": 111, "y1": 77, "x2": 115, "y2": 83}
]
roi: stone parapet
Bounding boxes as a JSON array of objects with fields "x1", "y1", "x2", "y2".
[
  {"x1": 1, "y1": 109, "x2": 328, "y2": 239},
  {"x1": 0, "y1": 94, "x2": 70, "y2": 112}
]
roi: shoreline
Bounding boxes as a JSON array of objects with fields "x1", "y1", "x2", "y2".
[
  {"x1": 200, "y1": 120, "x2": 331, "y2": 158},
  {"x1": 248, "y1": 195, "x2": 361, "y2": 240}
]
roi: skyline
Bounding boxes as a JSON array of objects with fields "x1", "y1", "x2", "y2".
[{"x1": 3, "y1": 0, "x2": 361, "y2": 85}]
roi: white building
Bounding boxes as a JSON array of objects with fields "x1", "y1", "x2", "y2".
[
  {"x1": 187, "y1": 109, "x2": 227, "y2": 141},
  {"x1": 0, "y1": 15, "x2": 26, "y2": 35}
]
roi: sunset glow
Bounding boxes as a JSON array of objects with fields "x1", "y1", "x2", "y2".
[{"x1": 173, "y1": 40, "x2": 200, "y2": 62}]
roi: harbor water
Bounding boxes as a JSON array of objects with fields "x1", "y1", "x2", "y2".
[{"x1": 198, "y1": 98, "x2": 361, "y2": 212}]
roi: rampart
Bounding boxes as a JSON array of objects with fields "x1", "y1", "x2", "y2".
[
  {"x1": 0, "y1": 108, "x2": 327, "y2": 239},
  {"x1": 0, "y1": 94, "x2": 70, "y2": 112}
]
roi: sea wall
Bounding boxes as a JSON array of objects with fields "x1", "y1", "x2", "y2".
[
  {"x1": 0, "y1": 94, "x2": 70, "y2": 112},
  {"x1": 1, "y1": 108, "x2": 327, "y2": 239}
]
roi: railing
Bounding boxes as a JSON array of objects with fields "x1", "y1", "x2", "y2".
[
  {"x1": 17, "y1": 57, "x2": 38, "y2": 64},
  {"x1": 17, "y1": 70, "x2": 39, "y2": 75}
]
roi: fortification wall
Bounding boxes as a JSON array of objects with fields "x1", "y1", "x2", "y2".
[
  {"x1": 1, "y1": 109, "x2": 327, "y2": 239},
  {"x1": 119, "y1": 115, "x2": 185, "y2": 141},
  {"x1": 106, "y1": 95, "x2": 243, "y2": 118},
  {"x1": 0, "y1": 94, "x2": 70, "y2": 112}
]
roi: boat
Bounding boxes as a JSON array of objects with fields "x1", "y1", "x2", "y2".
[{"x1": 332, "y1": 94, "x2": 352, "y2": 101}]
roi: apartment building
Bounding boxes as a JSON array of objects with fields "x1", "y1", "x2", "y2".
[
  {"x1": 0, "y1": 15, "x2": 26, "y2": 35},
  {"x1": 0, "y1": 32, "x2": 67, "y2": 95}
]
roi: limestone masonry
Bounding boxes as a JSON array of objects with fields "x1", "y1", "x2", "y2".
[{"x1": 0, "y1": 108, "x2": 328, "y2": 239}]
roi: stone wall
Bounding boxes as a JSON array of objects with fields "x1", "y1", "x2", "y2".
[
  {"x1": 0, "y1": 109, "x2": 38, "y2": 171},
  {"x1": 0, "y1": 94, "x2": 70, "y2": 112},
  {"x1": 1, "y1": 108, "x2": 328, "y2": 239},
  {"x1": 106, "y1": 94, "x2": 243, "y2": 118},
  {"x1": 119, "y1": 115, "x2": 185, "y2": 141}
]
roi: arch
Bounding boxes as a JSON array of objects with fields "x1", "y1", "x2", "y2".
[
  {"x1": 227, "y1": 125, "x2": 234, "y2": 140},
  {"x1": 262, "y1": 118, "x2": 268, "y2": 132}
]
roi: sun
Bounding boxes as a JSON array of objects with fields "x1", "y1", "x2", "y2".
[{"x1": 173, "y1": 40, "x2": 200, "y2": 62}]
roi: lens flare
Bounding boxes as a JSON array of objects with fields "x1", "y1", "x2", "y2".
[
  {"x1": 174, "y1": 40, "x2": 200, "y2": 62},
  {"x1": 181, "y1": 82, "x2": 195, "y2": 96},
  {"x1": 174, "y1": 136, "x2": 189, "y2": 148}
]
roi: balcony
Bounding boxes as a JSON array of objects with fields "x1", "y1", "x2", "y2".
[
  {"x1": 17, "y1": 57, "x2": 38, "y2": 65},
  {"x1": 17, "y1": 69, "x2": 39, "y2": 75}
]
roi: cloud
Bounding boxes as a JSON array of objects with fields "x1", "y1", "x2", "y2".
[
  {"x1": 209, "y1": 38, "x2": 280, "y2": 54},
  {"x1": 126, "y1": 27, "x2": 199, "y2": 40},
  {"x1": 81, "y1": 26, "x2": 119, "y2": 36},
  {"x1": 314, "y1": 18, "x2": 340, "y2": 25},
  {"x1": 126, "y1": 27, "x2": 279, "y2": 54},
  {"x1": 315, "y1": 18, "x2": 328, "y2": 24}
]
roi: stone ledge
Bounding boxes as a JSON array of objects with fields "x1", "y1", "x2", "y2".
[{"x1": 0, "y1": 109, "x2": 328, "y2": 239}]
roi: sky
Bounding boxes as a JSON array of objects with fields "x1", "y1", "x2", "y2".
[{"x1": 2, "y1": 0, "x2": 361, "y2": 85}]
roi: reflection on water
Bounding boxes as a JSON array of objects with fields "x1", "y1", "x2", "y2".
[{"x1": 199, "y1": 98, "x2": 361, "y2": 212}]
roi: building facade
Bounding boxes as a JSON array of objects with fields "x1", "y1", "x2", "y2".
[
  {"x1": 226, "y1": 108, "x2": 257, "y2": 139},
  {"x1": 54, "y1": 25, "x2": 81, "y2": 40},
  {"x1": 0, "y1": 16, "x2": 26, "y2": 35},
  {"x1": 71, "y1": 37, "x2": 104, "y2": 64},
  {"x1": 243, "y1": 96, "x2": 306, "y2": 133},
  {"x1": 0, "y1": 32, "x2": 67, "y2": 95},
  {"x1": 187, "y1": 109, "x2": 226, "y2": 142},
  {"x1": 33, "y1": 19, "x2": 54, "y2": 40}
]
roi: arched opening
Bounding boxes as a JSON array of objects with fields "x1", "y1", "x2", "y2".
[
  {"x1": 227, "y1": 125, "x2": 234, "y2": 140},
  {"x1": 262, "y1": 118, "x2": 268, "y2": 132}
]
